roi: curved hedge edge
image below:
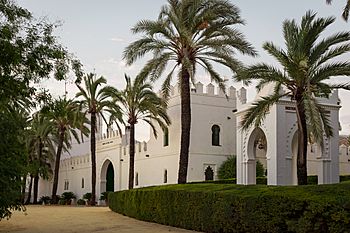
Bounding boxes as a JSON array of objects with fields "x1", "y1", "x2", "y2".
[{"x1": 109, "y1": 182, "x2": 350, "y2": 233}]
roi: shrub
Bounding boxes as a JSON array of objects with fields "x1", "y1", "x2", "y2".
[
  {"x1": 39, "y1": 196, "x2": 51, "y2": 205},
  {"x1": 256, "y1": 160, "x2": 265, "y2": 177},
  {"x1": 58, "y1": 199, "x2": 66, "y2": 205},
  {"x1": 109, "y1": 182, "x2": 350, "y2": 233},
  {"x1": 100, "y1": 192, "x2": 110, "y2": 201},
  {"x1": 218, "y1": 156, "x2": 236, "y2": 179},
  {"x1": 60, "y1": 192, "x2": 76, "y2": 205},
  {"x1": 77, "y1": 199, "x2": 86, "y2": 205},
  {"x1": 83, "y1": 192, "x2": 92, "y2": 205}
]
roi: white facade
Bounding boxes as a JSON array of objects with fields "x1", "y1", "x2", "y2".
[
  {"x1": 236, "y1": 84, "x2": 343, "y2": 185},
  {"x1": 35, "y1": 83, "x2": 350, "y2": 202},
  {"x1": 38, "y1": 83, "x2": 237, "y2": 200}
]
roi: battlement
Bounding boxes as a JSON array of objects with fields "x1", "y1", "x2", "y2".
[
  {"x1": 96, "y1": 129, "x2": 120, "y2": 141},
  {"x1": 169, "y1": 82, "x2": 242, "y2": 99}
]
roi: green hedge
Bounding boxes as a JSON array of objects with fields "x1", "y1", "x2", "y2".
[{"x1": 109, "y1": 182, "x2": 350, "y2": 233}]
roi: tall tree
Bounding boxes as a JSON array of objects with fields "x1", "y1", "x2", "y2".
[
  {"x1": 75, "y1": 73, "x2": 122, "y2": 205},
  {"x1": 0, "y1": 0, "x2": 82, "y2": 218},
  {"x1": 123, "y1": 0, "x2": 256, "y2": 184},
  {"x1": 43, "y1": 98, "x2": 89, "y2": 204},
  {"x1": 326, "y1": 0, "x2": 350, "y2": 21},
  {"x1": 237, "y1": 11, "x2": 350, "y2": 185},
  {"x1": 26, "y1": 113, "x2": 55, "y2": 204},
  {"x1": 107, "y1": 75, "x2": 170, "y2": 189}
]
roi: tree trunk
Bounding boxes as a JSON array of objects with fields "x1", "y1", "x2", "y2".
[
  {"x1": 51, "y1": 130, "x2": 65, "y2": 204},
  {"x1": 25, "y1": 175, "x2": 33, "y2": 205},
  {"x1": 91, "y1": 112, "x2": 97, "y2": 206},
  {"x1": 21, "y1": 178, "x2": 26, "y2": 204},
  {"x1": 33, "y1": 175, "x2": 39, "y2": 204},
  {"x1": 296, "y1": 97, "x2": 308, "y2": 185},
  {"x1": 128, "y1": 123, "x2": 135, "y2": 189},
  {"x1": 177, "y1": 69, "x2": 191, "y2": 184},
  {"x1": 33, "y1": 141, "x2": 43, "y2": 204}
]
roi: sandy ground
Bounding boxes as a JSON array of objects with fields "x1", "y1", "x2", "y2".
[{"x1": 0, "y1": 206, "x2": 199, "y2": 233}]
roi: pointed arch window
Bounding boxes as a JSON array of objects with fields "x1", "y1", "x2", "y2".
[
  {"x1": 81, "y1": 178, "x2": 84, "y2": 189},
  {"x1": 212, "y1": 125, "x2": 220, "y2": 146},
  {"x1": 205, "y1": 166, "x2": 214, "y2": 181}
]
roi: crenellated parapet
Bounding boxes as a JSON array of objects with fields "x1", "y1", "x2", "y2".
[{"x1": 170, "y1": 82, "x2": 240, "y2": 99}]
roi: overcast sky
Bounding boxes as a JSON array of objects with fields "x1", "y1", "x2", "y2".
[{"x1": 18, "y1": 0, "x2": 350, "y2": 141}]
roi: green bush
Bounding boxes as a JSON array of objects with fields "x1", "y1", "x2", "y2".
[
  {"x1": 256, "y1": 160, "x2": 265, "y2": 177},
  {"x1": 39, "y1": 196, "x2": 51, "y2": 205},
  {"x1": 100, "y1": 192, "x2": 110, "y2": 201},
  {"x1": 218, "y1": 156, "x2": 236, "y2": 179},
  {"x1": 77, "y1": 199, "x2": 86, "y2": 205},
  {"x1": 83, "y1": 192, "x2": 92, "y2": 200},
  {"x1": 109, "y1": 182, "x2": 350, "y2": 233},
  {"x1": 58, "y1": 199, "x2": 66, "y2": 205},
  {"x1": 60, "y1": 192, "x2": 76, "y2": 205}
]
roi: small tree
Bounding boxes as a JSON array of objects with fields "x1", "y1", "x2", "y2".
[
  {"x1": 256, "y1": 160, "x2": 266, "y2": 177},
  {"x1": 218, "y1": 156, "x2": 236, "y2": 180}
]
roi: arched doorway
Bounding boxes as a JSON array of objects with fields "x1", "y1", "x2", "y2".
[
  {"x1": 205, "y1": 166, "x2": 214, "y2": 181},
  {"x1": 246, "y1": 127, "x2": 268, "y2": 184},
  {"x1": 100, "y1": 160, "x2": 115, "y2": 193},
  {"x1": 106, "y1": 163, "x2": 114, "y2": 192}
]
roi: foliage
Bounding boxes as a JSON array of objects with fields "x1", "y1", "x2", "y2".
[
  {"x1": 124, "y1": 0, "x2": 256, "y2": 184},
  {"x1": 39, "y1": 196, "x2": 51, "y2": 205},
  {"x1": 77, "y1": 199, "x2": 86, "y2": 205},
  {"x1": 75, "y1": 73, "x2": 123, "y2": 205},
  {"x1": 42, "y1": 98, "x2": 89, "y2": 204},
  {"x1": 326, "y1": 0, "x2": 350, "y2": 21},
  {"x1": 237, "y1": 11, "x2": 350, "y2": 184},
  {"x1": 106, "y1": 74, "x2": 170, "y2": 189},
  {"x1": 100, "y1": 192, "x2": 110, "y2": 201},
  {"x1": 0, "y1": 108, "x2": 27, "y2": 219},
  {"x1": 0, "y1": 0, "x2": 82, "y2": 219},
  {"x1": 217, "y1": 156, "x2": 236, "y2": 179},
  {"x1": 83, "y1": 192, "x2": 92, "y2": 201},
  {"x1": 109, "y1": 181, "x2": 350, "y2": 233},
  {"x1": 256, "y1": 160, "x2": 265, "y2": 177},
  {"x1": 61, "y1": 192, "x2": 76, "y2": 201}
]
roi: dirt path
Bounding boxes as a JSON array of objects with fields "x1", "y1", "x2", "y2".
[{"x1": 0, "y1": 206, "x2": 198, "y2": 233}]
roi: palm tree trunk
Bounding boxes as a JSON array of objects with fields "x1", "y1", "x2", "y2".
[
  {"x1": 25, "y1": 175, "x2": 33, "y2": 205},
  {"x1": 33, "y1": 141, "x2": 43, "y2": 204},
  {"x1": 21, "y1": 177, "x2": 26, "y2": 204},
  {"x1": 178, "y1": 69, "x2": 191, "y2": 184},
  {"x1": 128, "y1": 123, "x2": 135, "y2": 189},
  {"x1": 33, "y1": 175, "x2": 39, "y2": 204},
  {"x1": 52, "y1": 130, "x2": 65, "y2": 204},
  {"x1": 296, "y1": 97, "x2": 308, "y2": 185},
  {"x1": 91, "y1": 113, "x2": 97, "y2": 206}
]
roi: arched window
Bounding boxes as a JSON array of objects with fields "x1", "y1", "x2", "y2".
[
  {"x1": 163, "y1": 128, "x2": 169, "y2": 147},
  {"x1": 212, "y1": 125, "x2": 220, "y2": 146},
  {"x1": 205, "y1": 166, "x2": 214, "y2": 181},
  {"x1": 135, "y1": 172, "x2": 139, "y2": 186},
  {"x1": 164, "y1": 169, "x2": 168, "y2": 183},
  {"x1": 81, "y1": 178, "x2": 84, "y2": 189}
]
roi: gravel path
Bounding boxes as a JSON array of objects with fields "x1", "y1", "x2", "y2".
[{"x1": 0, "y1": 206, "x2": 199, "y2": 233}]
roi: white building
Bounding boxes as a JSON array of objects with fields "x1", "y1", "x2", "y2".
[{"x1": 36, "y1": 83, "x2": 350, "y2": 201}]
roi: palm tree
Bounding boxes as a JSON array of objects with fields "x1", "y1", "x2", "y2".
[
  {"x1": 326, "y1": 0, "x2": 350, "y2": 21},
  {"x1": 26, "y1": 113, "x2": 55, "y2": 204},
  {"x1": 107, "y1": 75, "x2": 171, "y2": 189},
  {"x1": 43, "y1": 98, "x2": 89, "y2": 203},
  {"x1": 237, "y1": 11, "x2": 350, "y2": 185},
  {"x1": 123, "y1": 0, "x2": 256, "y2": 183},
  {"x1": 75, "y1": 73, "x2": 122, "y2": 206}
]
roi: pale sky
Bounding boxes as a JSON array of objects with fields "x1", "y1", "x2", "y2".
[{"x1": 18, "y1": 0, "x2": 350, "y2": 141}]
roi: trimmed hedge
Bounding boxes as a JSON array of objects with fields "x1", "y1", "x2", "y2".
[{"x1": 109, "y1": 182, "x2": 350, "y2": 233}]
